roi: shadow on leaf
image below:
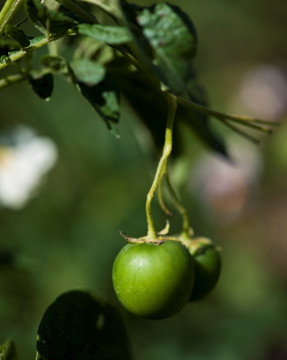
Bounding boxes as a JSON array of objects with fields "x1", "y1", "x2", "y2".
[{"x1": 36, "y1": 290, "x2": 132, "y2": 360}]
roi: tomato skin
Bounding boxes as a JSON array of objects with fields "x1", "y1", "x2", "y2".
[
  {"x1": 112, "y1": 240, "x2": 194, "y2": 319},
  {"x1": 189, "y1": 245, "x2": 221, "y2": 301}
]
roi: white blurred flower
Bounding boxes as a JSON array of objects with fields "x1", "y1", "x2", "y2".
[
  {"x1": 231, "y1": 64, "x2": 287, "y2": 121},
  {"x1": 0, "y1": 126, "x2": 58, "y2": 209}
]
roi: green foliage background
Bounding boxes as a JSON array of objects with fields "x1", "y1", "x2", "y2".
[{"x1": 0, "y1": 0, "x2": 287, "y2": 359}]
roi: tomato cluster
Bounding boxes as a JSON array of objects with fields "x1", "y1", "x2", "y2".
[{"x1": 112, "y1": 238, "x2": 221, "y2": 320}]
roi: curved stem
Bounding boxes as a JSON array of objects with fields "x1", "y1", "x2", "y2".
[
  {"x1": 220, "y1": 118, "x2": 260, "y2": 144},
  {"x1": 146, "y1": 93, "x2": 177, "y2": 238},
  {"x1": 157, "y1": 169, "x2": 172, "y2": 216},
  {"x1": 164, "y1": 170, "x2": 191, "y2": 236},
  {"x1": 0, "y1": 0, "x2": 25, "y2": 38},
  {"x1": 177, "y1": 95, "x2": 278, "y2": 130},
  {"x1": 0, "y1": 72, "x2": 26, "y2": 89}
]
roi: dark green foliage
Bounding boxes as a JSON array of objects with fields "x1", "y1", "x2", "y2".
[
  {"x1": 0, "y1": 0, "x2": 276, "y2": 154},
  {"x1": 28, "y1": 72, "x2": 54, "y2": 100},
  {"x1": 36, "y1": 290, "x2": 132, "y2": 360},
  {"x1": 0, "y1": 37, "x2": 19, "y2": 55},
  {"x1": 72, "y1": 58, "x2": 105, "y2": 85},
  {"x1": 120, "y1": 1, "x2": 227, "y2": 155},
  {"x1": 131, "y1": 3, "x2": 197, "y2": 95},
  {"x1": 78, "y1": 24, "x2": 132, "y2": 44},
  {"x1": 0, "y1": 0, "x2": 284, "y2": 359},
  {"x1": 24, "y1": 0, "x2": 76, "y2": 35},
  {"x1": 77, "y1": 79, "x2": 120, "y2": 131},
  {"x1": 0, "y1": 250, "x2": 15, "y2": 267},
  {"x1": 69, "y1": 58, "x2": 120, "y2": 130},
  {"x1": 40, "y1": 55, "x2": 73, "y2": 76},
  {"x1": 4, "y1": 25, "x2": 30, "y2": 48},
  {"x1": 113, "y1": 66, "x2": 178, "y2": 151}
]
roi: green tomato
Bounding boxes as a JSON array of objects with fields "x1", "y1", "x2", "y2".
[
  {"x1": 189, "y1": 245, "x2": 221, "y2": 301},
  {"x1": 112, "y1": 240, "x2": 194, "y2": 319}
]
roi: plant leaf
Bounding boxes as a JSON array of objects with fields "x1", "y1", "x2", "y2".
[
  {"x1": 110, "y1": 55, "x2": 227, "y2": 156},
  {"x1": 118, "y1": 3, "x2": 228, "y2": 154},
  {"x1": 71, "y1": 58, "x2": 106, "y2": 85},
  {"x1": 4, "y1": 25, "x2": 30, "y2": 48},
  {"x1": 121, "y1": 2, "x2": 197, "y2": 95},
  {"x1": 41, "y1": 55, "x2": 75, "y2": 80},
  {"x1": 28, "y1": 73, "x2": 54, "y2": 100},
  {"x1": 24, "y1": 0, "x2": 46, "y2": 33},
  {"x1": 81, "y1": 0, "x2": 122, "y2": 20},
  {"x1": 0, "y1": 339, "x2": 18, "y2": 360},
  {"x1": 77, "y1": 79, "x2": 120, "y2": 133},
  {"x1": 71, "y1": 59, "x2": 120, "y2": 132},
  {"x1": 25, "y1": 0, "x2": 76, "y2": 35},
  {"x1": 78, "y1": 24, "x2": 132, "y2": 44},
  {"x1": 36, "y1": 290, "x2": 132, "y2": 360},
  {"x1": 47, "y1": 11, "x2": 76, "y2": 35}
]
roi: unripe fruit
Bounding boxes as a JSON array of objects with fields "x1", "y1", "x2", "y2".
[
  {"x1": 189, "y1": 245, "x2": 221, "y2": 301},
  {"x1": 112, "y1": 240, "x2": 194, "y2": 319}
]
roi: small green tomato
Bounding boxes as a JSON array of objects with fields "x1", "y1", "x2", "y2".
[
  {"x1": 189, "y1": 245, "x2": 221, "y2": 301},
  {"x1": 112, "y1": 240, "x2": 194, "y2": 319}
]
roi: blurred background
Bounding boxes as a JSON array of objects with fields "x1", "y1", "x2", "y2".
[{"x1": 0, "y1": 0, "x2": 287, "y2": 359}]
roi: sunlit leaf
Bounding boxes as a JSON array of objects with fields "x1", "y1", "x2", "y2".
[
  {"x1": 71, "y1": 58, "x2": 105, "y2": 85},
  {"x1": 78, "y1": 24, "x2": 132, "y2": 44},
  {"x1": 121, "y1": 2, "x2": 197, "y2": 95}
]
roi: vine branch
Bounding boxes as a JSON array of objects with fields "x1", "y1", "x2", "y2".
[
  {"x1": 0, "y1": 72, "x2": 26, "y2": 89},
  {"x1": 0, "y1": 30, "x2": 75, "y2": 71},
  {"x1": 177, "y1": 95, "x2": 278, "y2": 132}
]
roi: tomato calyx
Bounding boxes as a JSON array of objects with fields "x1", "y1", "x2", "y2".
[
  {"x1": 119, "y1": 230, "x2": 177, "y2": 246},
  {"x1": 119, "y1": 226, "x2": 218, "y2": 255}
]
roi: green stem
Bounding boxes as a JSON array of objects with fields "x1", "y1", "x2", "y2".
[
  {"x1": 177, "y1": 95, "x2": 279, "y2": 130},
  {"x1": 220, "y1": 118, "x2": 260, "y2": 144},
  {"x1": 0, "y1": 0, "x2": 25, "y2": 38},
  {"x1": 157, "y1": 171, "x2": 172, "y2": 216},
  {"x1": 0, "y1": 72, "x2": 26, "y2": 89},
  {"x1": 164, "y1": 171, "x2": 190, "y2": 236},
  {"x1": 146, "y1": 93, "x2": 177, "y2": 239},
  {"x1": 225, "y1": 117, "x2": 273, "y2": 134},
  {"x1": 0, "y1": 30, "x2": 74, "y2": 71}
]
